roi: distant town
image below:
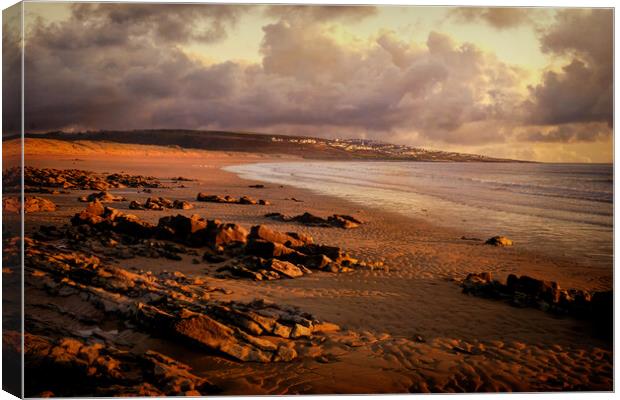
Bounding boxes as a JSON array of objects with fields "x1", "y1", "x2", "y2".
[{"x1": 270, "y1": 136, "x2": 505, "y2": 162}]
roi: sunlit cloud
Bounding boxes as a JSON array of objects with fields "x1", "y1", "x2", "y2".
[{"x1": 4, "y1": 3, "x2": 612, "y2": 162}]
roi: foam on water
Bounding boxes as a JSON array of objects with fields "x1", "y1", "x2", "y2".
[{"x1": 225, "y1": 161, "x2": 613, "y2": 269}]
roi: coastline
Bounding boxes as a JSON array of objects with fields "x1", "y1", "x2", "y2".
[{"x1": 16, "y1": 139, "x2": 613, "y2": 393}]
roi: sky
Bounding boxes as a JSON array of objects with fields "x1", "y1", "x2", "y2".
[{"x1": 2, "y1": 3, "x2": 613, "y2": 162}]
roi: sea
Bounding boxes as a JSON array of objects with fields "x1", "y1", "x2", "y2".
[{"x1": 225, "y1": 161, "x2": 613, "y2": 269}]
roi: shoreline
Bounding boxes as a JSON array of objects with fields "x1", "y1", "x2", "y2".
[
  {"x1": 224, "y1": 160, "x2": 613, "y2": 280},
  {"x1": 14, "y1": 139, "x2": 614, "y2": 394},
  {"x1": 21, "y1": 140, "x2": 612, "y2": 291}
]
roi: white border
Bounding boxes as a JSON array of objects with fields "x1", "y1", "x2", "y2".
[{"x1": 0, "y1": 1, "x2": 616, "y2": 400}]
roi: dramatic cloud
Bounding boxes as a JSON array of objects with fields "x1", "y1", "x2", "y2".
[
  {"x1": 67, "y1": 3, "x2": 247, "y2": 44},
  {"x1": 523, "y1": 9, "x2": 612, "y2": 128},
  {"x1": 449, "y1": 7, "x2": 534, "y2": 29},
  {"x1": 22, "y1": 4, "x2": 527, "y2": 146},
  {"x1": 13, "y1": 5, "x2": 614, "y2": 161}
]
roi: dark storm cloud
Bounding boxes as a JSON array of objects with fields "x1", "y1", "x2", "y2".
[
  {"x1": 21, "y1": 5, "x2": 526, "y2": 145},
  {"x1": 18, "y1": 5, "x2": 612, "y2": 149},
  {"x1": 70, "y1": 3, "x2": 248, "y2": 44},
  {"x1": 522, "y1": 9, "x2": 613, "y2": 128},
  {"x1": 448, "y1": 7, "x2": 534, "y2": 29}
]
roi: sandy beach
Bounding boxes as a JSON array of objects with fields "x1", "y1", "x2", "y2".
[{"x1": 8, "y1": 139, "x2": 613, "y2": 395}]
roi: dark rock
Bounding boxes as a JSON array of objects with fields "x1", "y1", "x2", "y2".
[
  {"x1": 129, "y1": 200, "x2": 145, "y2": 210},
  {"x1": 460, "y1": 272, "x2": 612, "y2": 335},
  {"x1": 157, "y1": 214, "x2": 208, "y2": 243},
  {"x1": 113, "y1": 214, "x2": 156, "y2": 238},
  {"x1": 485, "y1": 236, "x2": 513, "y2": 246},
  {"x1": 265, "y1": 211, "x2": 362, "y2": 229},
  {"x1": 173, "y1": 200, "x2": 194, "y2": 210},
  {"x1": 197, "y1": 193, "x2": 269, "y2": 206},
  {"x1": 173, "y1": 312, "x2": 272, "y2": 362},
  {"x1": 248, "y1": 225, "x2": 306, "y2": 248},
  {"x1": 24, "y1": 196, "x2": 57, "y2": 213},
  {"x1": 266, "y1": 259, "x2": 304, "y2": 278},
  {"x1": 239, "y1": 196, "x2": 257, "y2": 205},
  {"x1": 4, "y1": 196, "x2": 57, "y2": 213},
  {"x1": 78, "y1": 191, "x2": 126, "y2": 203}
]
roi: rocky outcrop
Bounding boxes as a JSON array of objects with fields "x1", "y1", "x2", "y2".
[
  {"x1": 70, "y1": 205, "x2": 250, "y2": 251},
  {"x1": 219, "y1": 225, "x2": 359, "y2": 281},
  {"x1": 197, "y1": 193, "x2": 270, "y2": 205},
  {"x1": 78, "y1": 191, "x2": 126, "y2": 203},
  {"x1": 2, "y1": 167, "x2": 165, "y2": 193},
  {"x1": 68, "y1": 203, "x2": 363, "y2": 282},
  {"x1": 158, "y1": 214, "x2": 248, "y2": 248},
  {"x1": 25, "y1": 197, "x2": 57, "y2": 213},
  {"x1": 106, "y1": 173, "x2": 161, "y2": 188},
  {"x1": 4, "y1": 196, "x2": 57, "y2": 213},
  {"x1": 484, "y1": 236, "x2": 513, "y2": 246},
  {"x1": 460, "y1": 272, "x2": 612, "y2": 338},
  {"x1": 265, "y1": 212, "x2": 363, "y2": 229},
  {"x1": 130, "y1": 197, "x2": 194, "y2": 210},
  {"x1": 13, "y1": 331, "x2": 216, "y2": 397},
  {"x1": 24, "y1": 237, "x2": 340, "y2": 365}
]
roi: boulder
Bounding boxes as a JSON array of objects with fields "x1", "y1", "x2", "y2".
[
  {"x1": 129, "y1": 200, "x2": 145, "y2": 210},
  {"x1": 485, "y1": 236, "x2": 513, "y2": 246},
  {"x1": 506, "y1": 274, "x2": 560, "y2": 304},
  {"x1": 173, "y1": 200, "x2": 194, "y2": 210},
  {"x1": 286, "y1": 232, "x2": 313, "y2": 245},
  {"x1": 295, "y1": 212, "x2": 328, "y2": 225},
  {"x1": 79, "y1": 191, "x2": 126, "y2": 203},
  {"x1": 196, "y1": 193, "x2": 268, "y2": 205},
  {"x1": 113, "y1": 214, "x2": 156, "y2": 238},
  {"x1": 459, "y1": 271, "x2": 613, "y2": 330},
  {"x1": 173, "y1": 313, "x2": 272, "y2": 362},
  {"x1": 3, "y1": 196, "x2": 57, "y2": 213},
  {"x1": 248, "y1": 225, "x2": 305, "y2": 248},
  {"x1": 207, "y1": 222, "x2": 248, "y2": 247},
  {"x1": 266, "y1": 211, "x2": 361, "y2": 228},
  {"x1": 196, "y1": 193, "x2": 235, "y2": 203},
  {"x1": 266, "y1": 259, "x2": 303, "y2": 278},
  {"x1": 157, "y1": 214, "x2": 208, "y2": 242},
  {"x1": 131, "y1": 197, "x2": 194, "y2": 211},
  {"x1": 245, "y1": 240, "x2": 300, "y2": 259},
  {"x1": 85, "y1": 200, "x2": 105, "y2": 217},
  {"x1": 239, "y1": 196, "x2": 257, "y2": 205},
  {"x1": 24, "y1": 196, "x2": 57, "y2": 213}
]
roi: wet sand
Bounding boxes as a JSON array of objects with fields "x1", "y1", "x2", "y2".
[{"x1": 16, "y1": 139, "x2": 613, "y2": 394}]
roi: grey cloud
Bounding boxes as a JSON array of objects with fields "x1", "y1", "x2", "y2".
[
  {"x1": 21, "y1": 8, "x2": 528, "y2": 147},
  {"x1": 37, "y1": 3, "x2": 248, "y2": 49},
  {"x1": 448, "y1": 7, "x2": 534, "y2": 29},
  {"x1": 539, "y1": 9, "x2": 612, "y2": 66},
  {"x1": 523, "y1": 9, "x2": 612, "y2": 127},
  {"x1": 19, "y1": 4, "x2": 610, "y2": 151}
]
